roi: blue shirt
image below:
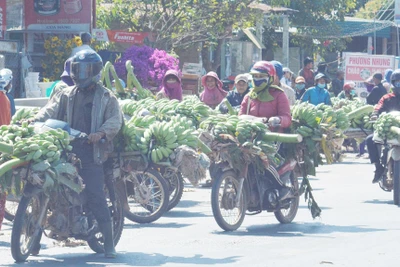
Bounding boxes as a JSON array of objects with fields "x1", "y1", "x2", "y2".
[
  {"x1": 301, "y1": 86, "x2": 331, "y2": 106},
  {"x1": 6, "y1": 92, "x2": 16, "y2": 116}
]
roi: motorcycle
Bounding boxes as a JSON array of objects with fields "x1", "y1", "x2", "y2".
[
  {"x1": 373, "y1": 125, "x2": 400, "y2": 205},
  {"x1": 106, "y1": 151, "x2": 170, "y2": 224},
  {"x1": 10, "y1": 120, "x2": 125, "y2": 262},
  {"x1": 211, "y1": 142, "x2": 299, "y2": 231}
]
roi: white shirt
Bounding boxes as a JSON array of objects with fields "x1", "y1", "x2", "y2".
[{"x1": 70, "y1": 44, "x2": 95, "y2": 57}]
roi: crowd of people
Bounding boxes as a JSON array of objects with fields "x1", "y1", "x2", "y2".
[{"x1": 2, "y1": 45, "x2": 400, "y2": 258}]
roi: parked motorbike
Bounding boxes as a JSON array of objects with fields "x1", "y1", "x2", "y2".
[
  {"x1": 10, "y1": 120, "x2": 125, "y2": 262},
  {"x1": 211, "y1": 144, "x2": 299, "y2": 231},
  {"x1": 373, "y1": 131, "x2": 400, "y2": 205}
]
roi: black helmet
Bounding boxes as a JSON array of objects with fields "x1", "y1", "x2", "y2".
[
  {"x1": 314, "y1": 72, "x2": 327, "y2": 81},
  {"x1": 80, "y1": 32, "x2": 92, "y2": 44},
  {"x1": 304, "y1": 57, "x2": 313, "y2": 66},
  {"x1": 70, "y1": 50, "x2": 103, "y2": 88},
  {"x1": 390, "y1": 69, "x2": 400, "y2": 86}
]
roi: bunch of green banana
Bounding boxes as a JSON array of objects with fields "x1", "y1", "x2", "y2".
[
  {"x1": 291, "y1": 102, "x2": 320, "y2": 128},
  {"x1": 122, "y1": 115, "x2": 157, "y2": 152},
  {"x1": 121, "y1": 98, "x2": 156, "y2": 116},
  {"x1": 374, "y1": 113, "x2": 400, "y2": 140},
  {"x1": 316, "y1": 104, "x2": 337, "y2": 126},
  {"x1": 235, "y1": 119, "x2": 267, "y2": 144},
  {"x1": 199, "y1": 114, "x2": 230, "y2": 130},
  {"x1": 12, "y1": 129, "x2": 71, "y2": 163},
  {"x1": 361, "y1": 115, "x2": 375, "y2": 130},
  {"x1": 11, "y1": 108, "x2": 40, "y2": 124},
  {"x1": 335, "y1": 109, "x2": 351, "y2": 130},
  {"x1": 295, "y1": 125, "x2": 314, "y2": 137},
  {"x1": 138, "y1": 121, "x2": 179, "y2": 163},
  {"x1": 348, "y1": 105, "x2": 374, "y2": 129},
  {"x1": 0, "y1": 122, "x2": 35, "y2": 145}
]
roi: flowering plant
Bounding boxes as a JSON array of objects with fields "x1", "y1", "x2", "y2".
[
  {"x1": 41, "y1": 36, "x2": 82, "y2": 81},
  {"x1": 114, "y1": 45, "x2": 179, "y2": 88}
]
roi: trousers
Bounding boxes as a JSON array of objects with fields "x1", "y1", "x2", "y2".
[
  {"x1": 73, "y1": 141, "x2": 111, "y2": 223},
  {"x1": 366, "y1": 134, "x2": 380, "y2": 164}
]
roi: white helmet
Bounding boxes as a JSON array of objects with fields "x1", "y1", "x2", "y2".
[{"x1": 0, "y1": 68, "x2": 13, "y2": 89}]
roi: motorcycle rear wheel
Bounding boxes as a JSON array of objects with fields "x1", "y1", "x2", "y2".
[
  {"x1": 124, "y1": 169, "x2": 169, "y2": 223},
  {"x1": 274, "y1": 171, "x2": 299, "y2": 224},
  {"x1": 393, "y1": 160, "x2": 400, "y2": 206},
  {"x1": 87, "y1": 188, "x2": 125, "y2": 253},
  {"x1": 211, "y1": 170, "x2": 247, "y2": 231},
  {"x1": 11, "y1": 193, "x2": 42, "y2": 263}
]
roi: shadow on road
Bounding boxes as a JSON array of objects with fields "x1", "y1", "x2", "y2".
[
  {"x1": 123, "y1": 222, "x2": 192, "y2": 229},
  {"x1": 164, "y1": 210, "x2": 211, "y2": 218},
  {"x1": 214, "y1": 222, "x2": 386, "y2": 237},
  {"x1": 0, "y1": 241, "x2": 10, "y2": 247},
  {"x1": 2, "y1": 252, "x2": 239, "y2": 266},
  {"x1": 298, "y1": 205, "x2": 332, "y2": 210},
  {"x1": 364, "y1": 199, "x2": 394, "y2": 205},
  {"x1": 175, "y1": 200, "x2": 202, "y2": 208}
]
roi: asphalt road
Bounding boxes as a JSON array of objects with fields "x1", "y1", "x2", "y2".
[{"x1": 0, "y1": 154, "x2": 399, "y2": 267}]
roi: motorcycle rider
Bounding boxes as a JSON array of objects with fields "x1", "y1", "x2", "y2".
[
  {"x1": 301, "y1": 73, "x2": 332, "y2": 106},
  {"x1": 367, "y1": 69, "x2": 400, "y2": 183},
  {"x1": 239, "y1": 61, "x2": 294, "y2": 200},
  {"x1": 32, "y1": 50, "x2": 123, "y2": 258},
  {"x1": 0, "y1": 68, "x2": 16, "y2": 116}
]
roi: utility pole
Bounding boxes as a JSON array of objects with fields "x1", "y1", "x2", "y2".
[
  {"x1": 282, "y1": 14, "x2": 290, "y2": 68},
  {"x1": 373, "y1": 18, "x2": 376, "y2": 55}
]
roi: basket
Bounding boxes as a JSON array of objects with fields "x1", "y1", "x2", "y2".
[{"x1": 343, "y1": 128, "x2": 372, "y2": 139}]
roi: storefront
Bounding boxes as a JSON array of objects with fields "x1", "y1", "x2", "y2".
[{"x1": 1, "y1": 0, "x2": 95, "y2": 97}]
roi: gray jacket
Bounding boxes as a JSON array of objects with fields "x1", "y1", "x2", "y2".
[{"x1": 35, "y1": 83, "x2": 123, "y2": 165}]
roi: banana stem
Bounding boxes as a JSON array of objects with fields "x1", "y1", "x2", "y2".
[{"x1": 0, "y1": 141, "x2": 13, "y2": 155}]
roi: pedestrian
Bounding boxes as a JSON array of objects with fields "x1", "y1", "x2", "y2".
[
  {"x1": 218, "y1": 74, "x2": 250, "y2": 113},
  {"x1": 200, "y1": 71, "x2": 227, "y2": 109},
  {"x1": 156, "y1": 70, "x2": 183, "y2": 101},
  {"x1": 0, "y1": 68, "x2": 16, "y2": 116},
  {"x1": 331, "y1": 70, "x2": 345, "y2": 97},
  {"x1": 271, "y1": 61, "x2": 296, "y2": 105},
  {"x1": 49, "y1": 57, "x2": 74, "y2": 99},
  {"x1": 281, "y1": 67, "x2": 293, "y2": 87},
  {"x1": 294, "y1": 76, "x2": 306, "y2": 100},
  {"x1": 301, "y1": 73, "x2": 332, "y2": 105},
  {"x1": 316, "y1": 62, "x2": 331, "y2": 89},
  {"x1": 70, "y1": 32, "x2": 95, "y2": 57},
  {"x1": 338, "y1": 82, "x2": 357, "y2": 100},
  {"x1": 366, "y1": 72, "x2": 387, "y2": 105},
  {"x1": 298, "y1": 57, "x2": 315, "y2": 89},
  {"x1": 33, "y1": 50, "x2": 122, "y2": 258},
  {"x1": 0, "y1": 81, "x2": 11, "y2": 231}
]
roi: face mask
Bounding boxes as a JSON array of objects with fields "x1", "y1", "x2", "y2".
[
  {"x1": 296, "y1": 84, "x2": 305, "y2": 90},
  {"x1": 253, "y1": 78, "x2": 268, "y2": 87},
  {"x1": 317, "y1": 83, "x2": 325, "y2": 89},
  {"x1": 350, "y1": 89, "x2": 356, "y2": 95}
]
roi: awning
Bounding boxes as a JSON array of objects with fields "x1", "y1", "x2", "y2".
[{"x1": 242, "y1": 28, "x2": 266, "y2": 49}]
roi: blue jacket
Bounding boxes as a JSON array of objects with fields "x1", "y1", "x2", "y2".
[
  {"x1": 219, "y1": 87, "x2": 250, "y2": 113},
  {"x1": 6, "y1": 92, "x2": 15, "y2": 116},
  {"x1": 301, "y1": 86, "x2": 331, "y2": 106}
]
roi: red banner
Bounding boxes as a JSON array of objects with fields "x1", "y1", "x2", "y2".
[
  {"x1": 107, "y1": 30, "x2": 149, "y2": 44},
  {"x1": 0, "y1": 1, "x2": 6, "y2": 39},
  {"x1": 25, "y1": 0, "x2": 92, "y2": 32}
]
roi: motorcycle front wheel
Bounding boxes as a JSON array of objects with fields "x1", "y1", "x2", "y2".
[
  {"x1": 274, "y1": 171, "x2": 299, "y2": 224},
  {"x1": 11, "y1": 193, "x2": 43, "y2": 263},
  {"x1": 211, "y1": 170, "x2": 247, "y2": 231},
  {"x1": 87, "y1": 187, "x2": 125, "y2": 253},
  {"x1": 124, "y1": 169, "x2": 169, "y2": 224}
]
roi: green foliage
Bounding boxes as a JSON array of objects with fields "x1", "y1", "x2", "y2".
[{"x1": 355, "y1": 0, "x2": 393, "y2": 20}]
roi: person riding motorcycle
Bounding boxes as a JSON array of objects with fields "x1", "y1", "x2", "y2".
[
  {"x1": 32, "y1": 50, "x2": 123, "y2": 258},
  {"x1": 0, "y1": 68, "x2": 16, "y2": 116},
  {"x1": 238, "y1": 61, "x2": 293, "y2": 200},
  {"x1": 367, "y1": 69, "x2": 400, "y2": 183},
  {"x1": 301, "y1": 73, "x2": 332, "y2": 106}
]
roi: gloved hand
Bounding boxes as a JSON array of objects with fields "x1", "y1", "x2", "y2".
[
  {"x1": 268, "y1": 116, "x2": 281, "y2": 127},
  {"x1": 88, "y1": 132, "x2": 106, "y2": 144}
]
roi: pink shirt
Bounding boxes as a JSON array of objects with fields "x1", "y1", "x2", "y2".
[{"x1": 239, "y1": 88, "x2": 292, "y2": 129}]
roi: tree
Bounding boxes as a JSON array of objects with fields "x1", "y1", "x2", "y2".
[{"x1": 96, "y1": 0, "x2": 260, "y2": 71}]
